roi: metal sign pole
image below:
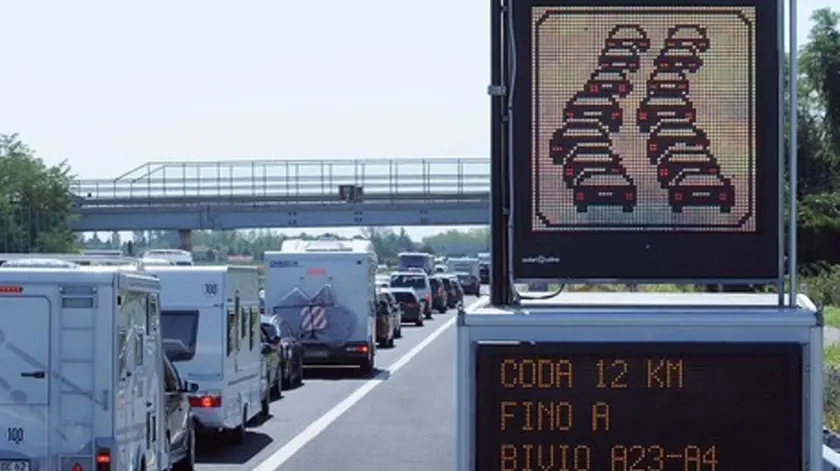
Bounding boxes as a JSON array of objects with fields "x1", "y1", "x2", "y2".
[{"x1": 788, "y1": 0, "x2": 798, "y2": 307}]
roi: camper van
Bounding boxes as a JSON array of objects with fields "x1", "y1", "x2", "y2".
[
  {"x1": 0, "y1": 264, "x2": 171, "y2": 471},
  {"x1": 396, "y1": 252, "x2": 434, "y2": 275},
  {"x1": 142, "y1": 250, "x2": 194, "y2": 266},
  {"x1": 264, "y1": 238, "x2": 378, "y2": 372},
  {"x1": 144, "y1": 265, "x2": 265, "y2": 444}
]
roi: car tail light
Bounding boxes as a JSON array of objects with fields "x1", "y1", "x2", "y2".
[
  {"x1": 96, "y1": 448, "x2": 110, "y2": 471},
  {"x1": 660, "y1": 168, "x2": 668, "y2": 177},
  {"x1": 346, "y1": 344, "x2": 369, "y2": 354},
  {"x1": 0, "y1": 286, "x2": 23, "y2": 293},
  {"x1": 625, "y1": 192, "x2": 634, "y2": 201},
  {"x1": 678, "y1": 83, "x2": 687, "y2": 90},
  {"x1": 611, "y1": 111, "x2": 621, "y2": 120},
  {"x1": 649, "y1": 143, "x2": 657, "y2": 152},
  {"x1": 189, "y1": 392, "x2": 222, "y2": 408},
  {"x1": 618, "y1": 84, "x2": 626, "y2": 93},
  {"x1": 566, "y1": 112, "x2": 574, "y2": 119},
  {"x1": 719, "y1": 193, "x2": 728, "y2": 201},
  {"x1": 551, "y1": 146, "x2": 562, "y2": 153},
  {"x1": 674, "y1": 192, "x2": 683, "y2": 201},
  {"x1": 575, "y1": 192, "x2": 584, "y2": 201},
  {"x1": 686, "y1": 112, "x2": 694, "y2": 120},
  {"x1": 638, "y1": 111, "x2": 647, "y2": 120},
  {"x1": 565, "y1": 168, "x2": 573, "y2": 176},
  {"x1": 589, "y1": 84, "x2": 599, "y2": 93}
]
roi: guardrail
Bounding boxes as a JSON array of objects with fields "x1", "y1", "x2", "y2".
[{"x1": 71, "y1": 157, "x2": 490, "y2": 202}]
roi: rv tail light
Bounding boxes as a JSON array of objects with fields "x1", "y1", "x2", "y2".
[
  {"x1": 189, "y1": 392, "x2": 222, "y2": 408},
  {"x1": 95, "y1": 448, "x2": 111, "y2": 471},
  {"x1": 71, "y1": 464, "x2": 84, "y2": 471},
  {"x1": 346, "y1": 344, "x2": 369, "y2": 354},
  {"x1": 0, "y1": 286, "x2": 23, "y2": 293}
]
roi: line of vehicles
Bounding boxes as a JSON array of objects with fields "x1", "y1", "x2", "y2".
[
  {"x1": 548, "y1": 24, "x2": 734, "y2": 214},
  {"x1": 0, "y1": 243, "x2": 477, "y2": 471}
]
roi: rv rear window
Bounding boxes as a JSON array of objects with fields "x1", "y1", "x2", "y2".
[{"x1": 160, "y1": 310, "x2": 199, "y2": 362}]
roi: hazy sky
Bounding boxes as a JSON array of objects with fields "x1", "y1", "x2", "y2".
[{"x1": 0, "y1": 0, "x2": 830, "y2": 240}]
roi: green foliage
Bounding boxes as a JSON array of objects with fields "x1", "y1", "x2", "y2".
[{"x1": 0, "y1": 134, "x2": 76, "y2": 253}]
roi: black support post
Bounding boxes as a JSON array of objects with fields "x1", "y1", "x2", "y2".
[{"x1": 490, "y1": 0, "x2": 512, "y2": 306}]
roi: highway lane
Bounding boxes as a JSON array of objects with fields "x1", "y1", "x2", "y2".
[{"x1": 193, "y1": 297, "x2": 472, "y2": 471}]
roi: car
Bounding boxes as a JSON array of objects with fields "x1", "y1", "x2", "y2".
[
  {"x1": 258, "y1": 322, "x2": 283, "y2": 400},
  {"x1": 605, "y1": 24, "x2": 650, "y2": 52},
  {"x1": 646, "y1": 70, "x2": 690, "y2": 97},
  {"x1": 657, "y1": 149, "x2": 721, "y2": 186},
  {"x1": 379, "y1": 288, "x2": 404, "y2": 338},
  {"x1": 375, "y1": 290, "x2": 402, "y2": 347},
  {"x1": 479, "y1": 262, "x2": 489, "y2": 284},
  {"x1": 390, "y1": 271, "x2": 433, "y2": 318},
  {"x1": 562, "y1": 147, "x2": 625, "y2": 186},
  {"x1": 597, "y1": 45, "x2": 641, "y2": 72},
  {"x1": 389, "y1": 286, "x2": 425, "y2": 326},
  {"x1": 585, "y1": 70, "x2": 632, "y2": 97},
  {"x1": 665, "y1": 24, "x2": 709, "y2": 52},
  {"x1": 261, "y1": 315, "x2": 304, "y2": 390},
  {"x1": 563, "y1": 93, "x2": 623, "y2": 131},
  {"x1": 571, "y1": 170, "x2": 637, "y2": 213},
  {"x1": 647, "y1": 121, "x2": 709, "y2": 163},
  {"x1": 654, "y1": 46, "x2": 703, "y2": 73},
  {"x1": 442, "y1": 275, "x2": 464, "y2": 308},
  {"x1": 429, "y1": 275, "x2": 449, "y2": 313},
  {"x1": 637, "y1": 96, "x2": 696, "y2": 133},
  {"x1": 163, "y1": 355, "x2": 199, "y2": 471},
  {"x1": 549, "y1": 121, "x2": 612, "y2": 164},
  {"x1": 668, "y1": 171, "x2": 735, "y2": 213},
  {"x1": 455, "y1": 271, "x2": 481, "y2": 296}
]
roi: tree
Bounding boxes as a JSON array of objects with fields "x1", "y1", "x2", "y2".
[{"x1": 0, "y1": 133, "x2": 76, "y2": 252}]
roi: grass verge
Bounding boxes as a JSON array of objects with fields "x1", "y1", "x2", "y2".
[{"x1": 825, "y1": 344, "x2": 840, "y2": 429}]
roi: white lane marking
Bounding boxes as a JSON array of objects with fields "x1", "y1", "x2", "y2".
[{"x1": 254, "y1": 300, "x2": 481, "y2": 471}]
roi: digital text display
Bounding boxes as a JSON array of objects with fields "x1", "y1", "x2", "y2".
[
  {"x1": 507, "y1": 0, "x2": 779, "y2": 280},
  {"x1": 474, "y1": 343, "x2": 802, "y2": 471}
]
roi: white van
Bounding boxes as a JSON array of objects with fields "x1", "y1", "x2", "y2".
[
  {"x1": 145, "y1": 265, "x2": 264, "y2": 444},
  {"x1": 446, "y1": 257, "x2": 480, "y2": 279},
  {"x1": 265, "y1": 238, "x2": 378, "y2": 372},
  {"x1": 0, "y1": 264, "x2": 171, "y2": 471}
]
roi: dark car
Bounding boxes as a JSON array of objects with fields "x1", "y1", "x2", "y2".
[
  {"x1": 586, "y1": 69, "x2": 632, "y2": 97},
  {"x1": 597, "y1": 45, "x2": 640, "y2": 72},
  {"x1": 549, "y1": 120, "x2": 612, "y2": 165},
  {"x1": 637, "y1": 96, "x2": 696, "y2": 133},
  {"x1": 647, "y1": 121, "x2": 709, "y2": 164},
  {"x1": 646, "y1": 70, "x2": 690, "y2": 97},
  {"x1": 657, "y1": 149, "x2": 721, "y2": 186},
  {"x1": 669, "y1": 171, "x2": 734, "y2": 213},
  {"x1": 571, "y1": 170, "x2": 637, "y2": 213},
  {"x1": 479, "y1": 262, "x2": 489, "y2": 284},
  {"x1": 442, "y1": 275, "x2": 464, "y2": 308},
  {"x1": 665, "y1": 25, "x2": 709, "y2": 52},
  {"x1": 163, "y1": 355, "x2": 199, "y2": 471},
  {"x1": 429, "y1": 276, "x2": 449, "y2": 314},
  {"x1": 605, "y1": 24, "x2": 650, "y2": 52},
  {"x1": 261, "y1": 315, "x2": 304, "y2": 390},
  {"x1": 455, "y1": 272, "x2": 480, "y2": 296},
  {"x1": 563, "y1": 93, "x2": 623, "y2": 132},
  {"x1": 562, "y1": 147, "x2": 625, "y2": 186},
  {"x1": 259, "y1": 319, "x2": 283, "y2": 399},
  {"x1": 375, "y1": 290, "x2": 402, "y2": 347},
  {"x1": 654, "y1": 46, "x2": 703, "y2": 73},
  {"x1": 390, "y1": 287, "x2": 424, "y2": 326}
]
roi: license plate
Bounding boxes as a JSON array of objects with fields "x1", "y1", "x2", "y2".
[
  {"x1": 305, "y1": 350, "x2": 329, "y2": 358},
  {"x1": 0, "y1": 461, "x2": 29, "y2": 471}
]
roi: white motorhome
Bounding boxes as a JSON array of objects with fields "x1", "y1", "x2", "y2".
[
  {"x1": 446, "y1": 257, "x2": 480, "y2": 279},
  {"x1": 144, "y1": 265, "x2": 264, "y2": 444},
  {"x1": 142, "y1": 250, "x2": 194, "y2": 266},
  {"x1": 0, "y1": 264, "x2": 171, "y2": 471},
  {"x1": 265, "y1": 239, "x2": 378, "y2": 372}
]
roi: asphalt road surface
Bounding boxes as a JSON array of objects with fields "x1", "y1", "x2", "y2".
[{"x1": 193, "y1": 296, "x2": 476, "y2": 471}]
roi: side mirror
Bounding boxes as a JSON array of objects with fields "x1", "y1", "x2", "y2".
[{"x1": 181, "y1": 380, "x2": 199, "y2": 393}]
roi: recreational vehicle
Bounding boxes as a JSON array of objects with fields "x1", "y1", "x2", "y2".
[
  {"x1": 0, "y1": 264, "x2": 171, "y2": 471},
  {"x1": 142, "y1": 250, "x2": 194, "y2": 266},
  {"x1": 145, "y1": 265, "x2": 265, "y2": 444},
  {"x1": 396, "y1": 252, "x2": 434, "y2": 275},
  {"x1": 264, "y1": 238, "x2": 378, "y2": 372}
]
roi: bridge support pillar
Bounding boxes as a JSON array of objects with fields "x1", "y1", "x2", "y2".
[{"x1": 178, "y1": 230, "x2": 193, "y2": 252}]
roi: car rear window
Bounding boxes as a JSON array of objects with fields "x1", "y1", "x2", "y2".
[
  {"x1": 391, "y1": 275, "x2": 427, "y2": 289},
  {"x1": 392, "y1": 291, "x2": 418, "y2": 303}
]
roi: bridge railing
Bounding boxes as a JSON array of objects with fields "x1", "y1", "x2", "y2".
[{"x1": 71, "y1": 157, "x2": 491, "y2": 201}]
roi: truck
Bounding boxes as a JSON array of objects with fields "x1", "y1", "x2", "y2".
[
  {"x1": 265, "y1": 238, "x2": 378, "y2": 372},
  {"x1": 446, "y1": 257, "x2": 480, "y2": 279},
  {"x1": 396, "y1": 252, "x2": 435, "y2": 275},
  {"x1": 145, "y1": 265, "x2": 265, "y2": 444},
  {"x1": 0, "y1": 263, "x2": 171, "y2": 471}
]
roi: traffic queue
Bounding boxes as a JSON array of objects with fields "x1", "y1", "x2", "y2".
[{"x1": 0, "y1": 244, "x2": 477, "y2": 471}]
